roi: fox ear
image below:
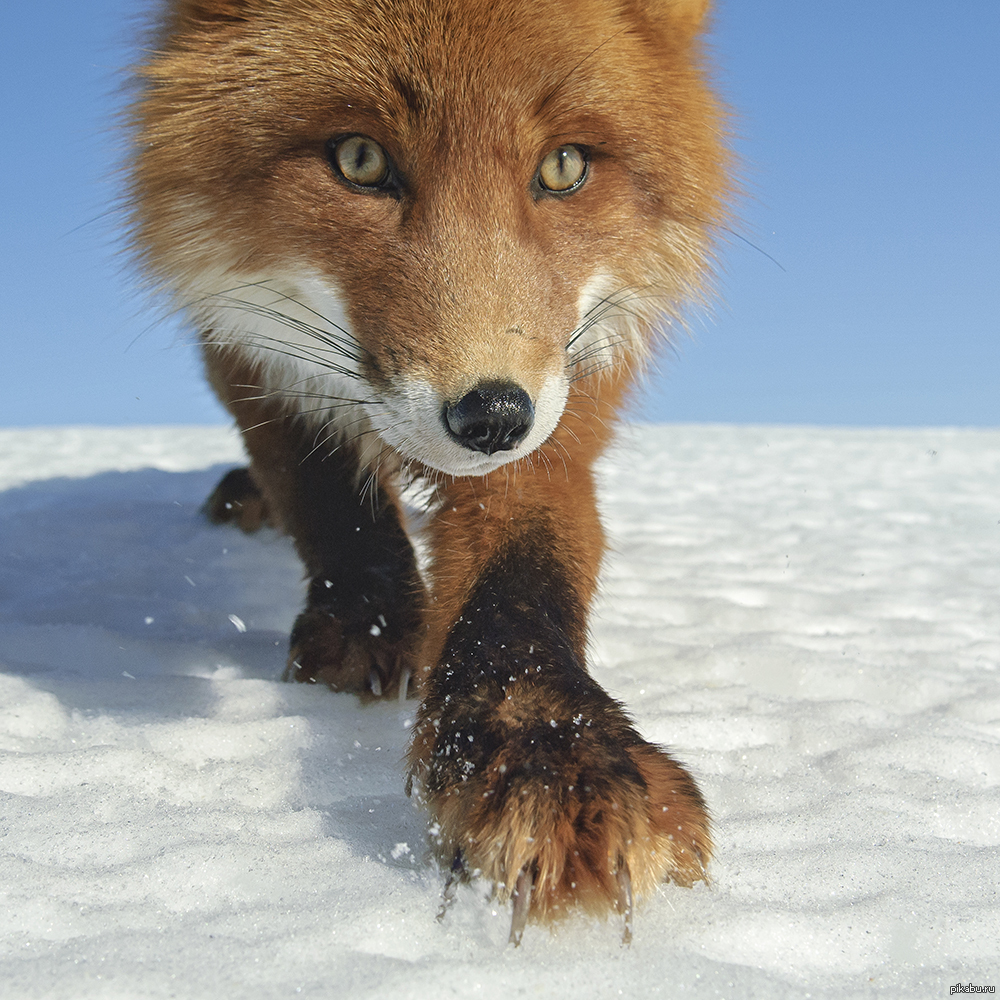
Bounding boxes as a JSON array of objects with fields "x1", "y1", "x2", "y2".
[
  {"x1": 629, "y1": 0, "x2": 710, "y2": 39},
  {"x1": 170, "y1": 0, "x2": 253, "y2": 27},
  {"x1": 667, "y1": 0, "x2": 710, "y2": 26}
]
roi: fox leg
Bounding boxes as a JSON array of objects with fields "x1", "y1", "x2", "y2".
[
  {"x1": 408, "y1": 448, "x2": 711, "y2": 935},
  {"x1": 204, "y1": 346, "x2": 425, "y2": 697}
]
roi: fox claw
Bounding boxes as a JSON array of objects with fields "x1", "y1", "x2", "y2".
[
  {"x1": 507, "y1": 867, "x2": 533, "y2": 947},
  {"x1": 437, "y1": 850, "x2": 465, "y2": 923},
  {"x1": 615, "y1": 864, "x2": 634, "y2": 946},
  {"x1": 285, "y1": 605, "x2": 416, "y2": 698}
]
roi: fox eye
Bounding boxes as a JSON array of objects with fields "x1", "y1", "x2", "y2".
[
  {"x1": 329, "y1": 135, "x2": 391, "y2": 189},
  {"x1": 537, "y1": 145, "x2": 588, "y2": 194}
]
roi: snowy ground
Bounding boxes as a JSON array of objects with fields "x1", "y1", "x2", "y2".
[{"x1": 1, "y1": 423, "x2": 998, "y2": 999}]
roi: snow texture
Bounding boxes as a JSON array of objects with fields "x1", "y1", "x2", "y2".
[{"x1": 1, "y1": 423, "x2": 998, "y2": 999}]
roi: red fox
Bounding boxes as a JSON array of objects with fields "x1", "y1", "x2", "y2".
[{"x1": 130, "y1": 0, "x2": 729, "y2": 942}]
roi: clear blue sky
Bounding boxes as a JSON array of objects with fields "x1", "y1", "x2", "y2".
[{"x1": 1, "y1": 1, "x2": 997, "y2": 427}]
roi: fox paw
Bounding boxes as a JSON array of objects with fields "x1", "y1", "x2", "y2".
[
  {"x1": 202, "y1": 467, "x2": 273, "y2": 533},
  {"x1": 284, "y1": 603, "x2": 416, "y2": 699},
  {"x1": 409, "y1": 683, "x2": 711, "y2": 942}
]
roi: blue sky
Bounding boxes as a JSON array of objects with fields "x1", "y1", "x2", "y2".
[{"x1": 1, "y1": 1, "x2": 997, "y2": 427}]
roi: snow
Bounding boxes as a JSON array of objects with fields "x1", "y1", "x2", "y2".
[{"x1": 1, "y1": 423, "x2": 999, "y2": 999}]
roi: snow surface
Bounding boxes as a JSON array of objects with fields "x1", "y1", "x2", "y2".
[{"x1": 1, "y1": 423, "x2": 999, "y2": 999}]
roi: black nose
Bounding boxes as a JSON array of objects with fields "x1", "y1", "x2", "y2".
[{"x1": 443, "y1": 381, "x2": 535, "y2": 455}]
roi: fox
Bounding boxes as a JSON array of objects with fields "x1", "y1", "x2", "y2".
[{"x1": 129, "y1": 0, "x2": 729, "y2": 943}]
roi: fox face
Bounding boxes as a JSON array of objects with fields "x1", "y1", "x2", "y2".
[{"x1": 132, "y1": 0, "x2": 725, "y2": 475}]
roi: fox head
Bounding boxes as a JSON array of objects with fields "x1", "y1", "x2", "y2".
[{"x1": 130, "y1": 0, "x2": 727, "y2": 475}]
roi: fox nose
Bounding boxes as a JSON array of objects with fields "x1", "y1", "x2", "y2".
[{"x1": 443, "y1": 381, "x2": 535, "y2": 455}]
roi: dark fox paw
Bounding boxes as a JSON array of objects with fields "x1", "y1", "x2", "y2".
[
  {"x1": 409, "y1": 681, "x2": 711, "y2": 943},
  {"x1": 202, "y1": 467, "x2": 273, "y2": 533},
  {"x1": 284, "y1": 602, "x2": 416, "y2": 700}
]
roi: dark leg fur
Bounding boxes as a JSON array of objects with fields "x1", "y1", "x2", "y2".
[{"x1": 280, "y1": 440, "x2": 424, "y2": 698}]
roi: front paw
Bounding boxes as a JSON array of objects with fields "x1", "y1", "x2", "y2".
[
  {"x1": 285, "y1": 603, "x2": 416, "y2": 699},
  {"x1": 409, "y1": 677, "x2": 711, "y2": 937}
]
